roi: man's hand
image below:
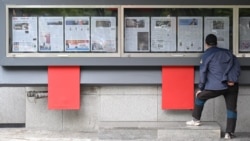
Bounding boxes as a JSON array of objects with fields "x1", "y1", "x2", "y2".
[
  {"x1": 227, "y1": 81, "x2": 235, "y2": 86},
  {"x1": 196, "y1": 90, "x2": 202, "y2": 97}
]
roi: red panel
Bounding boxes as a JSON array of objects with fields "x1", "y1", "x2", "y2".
[
  {"x1": 162, "y1": 66, "x2": 194, "y2": 110},
  {"x1": 48, "y1": 66, "x2": 80, "y2": 110}
]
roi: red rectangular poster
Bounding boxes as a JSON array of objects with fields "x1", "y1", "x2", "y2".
[
  {"x1": 48, "y1": 66, "x2": 80, "y2": 110},
  {"x1": 162, "y1": 66, "x2": 194, "y2": 110}
]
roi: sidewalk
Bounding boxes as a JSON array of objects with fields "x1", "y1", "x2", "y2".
[
  {"x1": 0, "y1": 128, "x2": 250, "y2": 141},
  {"x1": 0, "y1": 128, "x2": 98, "y2": 141}
]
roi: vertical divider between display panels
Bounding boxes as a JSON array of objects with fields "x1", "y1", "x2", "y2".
[
  {"x1": 120, "y1": 5, "x2": 125, "y2": 57},
  {"x1": 233, "y1": 6, "x2": 239, "y2": 56},
  {"x1": 118, "y1": 5, "x2": 122, "y2": 57},
  {"x1": 5, "y1": 5, "x2": 10, "y2": 57}
]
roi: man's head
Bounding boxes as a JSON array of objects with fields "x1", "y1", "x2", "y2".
[{"x1": 205, "y1": 34, "x2": 217, "y2": 46}]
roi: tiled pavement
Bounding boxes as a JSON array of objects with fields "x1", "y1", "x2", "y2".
[{"x1": 0, "y1": 128, "x2": 250, "y2": 141}]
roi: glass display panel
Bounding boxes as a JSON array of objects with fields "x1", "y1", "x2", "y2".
[
  {"x1": 151, "y1": 17, "x2": 176, "y2": 52},
  {"x1": 177, "y1": 16, "x2": 203, "y2": 52},
  {"x1": 38, "y1": 16, "x2": 64, "y2": 52},
  {"x1": 239, "y1": 8, "x2": 250, "y2": 53},
  {"x1": 91, "y1": 17, "x2": 117, "y2": 52},
  {"x1": 123, "y1": 7, "x2": 233, "y2": 54},
  {"x1": 12, "y1": 16, "x2": 38, "y2": 52},
  {"x1": 65, "y1": 16, "x2": 90, "y2": 52},
  {"x1": 124, "y1": 17, "x2": 150, "y2": 52},
  {"x1": 7, "y1": 6, "x2": 119, "y2": 57},
  {"x1": 204, "y1": 17, "x2": 230, "y2": 49}
]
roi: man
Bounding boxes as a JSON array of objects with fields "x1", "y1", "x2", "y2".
[
  {"x1": 186, "y1": 34, "x2": 240, "y2": 140},
  {"x1": 224, "y1": 54, "x2": 240, "y2": 139}
]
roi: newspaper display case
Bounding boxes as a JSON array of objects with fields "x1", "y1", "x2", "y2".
[
  {"x1": 121, "y1": 5, "x2": 234, "y2": 57},
  {"x1": 3, "y1": 4, "x2": 250, "y2": 66},
  {"x1": 237, "y1": 6, "x2": 250, "y2": 57},
  {"x1": 6, "y1": 5, "x2": 121, "y2": 58}
]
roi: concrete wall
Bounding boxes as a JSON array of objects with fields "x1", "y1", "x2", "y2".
[
  {"x1": 0, "y1": 87, "x2": 26, "y2": 124},
  {"x1": 1, "y1": 85, "x2": 249, "y2": 133}
]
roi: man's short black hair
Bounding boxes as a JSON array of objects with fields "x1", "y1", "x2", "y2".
[{"x1": 205, "y1": 34, "x2": 217, "y2": 46}]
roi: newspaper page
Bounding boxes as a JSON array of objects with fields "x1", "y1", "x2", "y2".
[
  {"x1": 12, "y1": 17, "x2": 38, "y2": 52},
  {"x1": 239, "y1": 17, "x2": 250, "y2": 52},
  {"x1": 64, "y1": 17, "x2": 90, "y2": 52},
  {"x1": 124, "y1": 17, "x2": 150, "y2": 52},
  {"x1": 204, "y1": 17, "x2": 230, "y2": 49},
  {"x1": 177, "y1": 17, "x2": 203, "y2": 52},
  {"x1": 91, "y1": 17, "x2": 116, "y2": 52},
  {"x1": 38, "y1": 17, "x2": 64, "y2": 52},
  {"x1": 151, "y1": 17, "x2": 176, "y2": 52}
]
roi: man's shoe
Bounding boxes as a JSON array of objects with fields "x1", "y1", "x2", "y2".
[
  {"x1": 224, "y1": 132, "x2": 235, "y2": 139},
  {"x1": 186, "y1": 119, "x2": 201, "y2": 126}
]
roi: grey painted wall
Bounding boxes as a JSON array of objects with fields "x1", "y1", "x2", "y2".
[{"x1": 1, "y1": 66, "x2": 250, "y2": 85}]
